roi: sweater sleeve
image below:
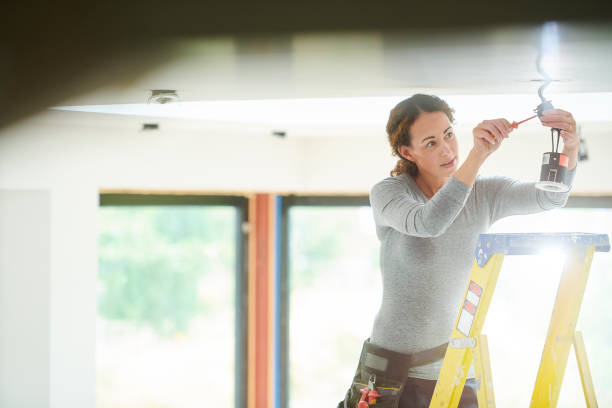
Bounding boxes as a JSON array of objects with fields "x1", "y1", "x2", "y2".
[
  {"x1": 485, "y1": 167, "x2": 576, "y2": 224},
  {"x1": 369, "y1": 175, "x2": 472, "y2": 237}
]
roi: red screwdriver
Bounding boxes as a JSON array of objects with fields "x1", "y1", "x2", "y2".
[{"x1": 511, "y1": 114, "x2": 537, "y2": 129}]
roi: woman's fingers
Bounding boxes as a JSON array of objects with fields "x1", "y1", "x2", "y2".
[
  {"x1": 540, "y1": 109, "x2": 576, "y2": 131},
  {"x1": 541, "y1": 108, "x2": 572, "y2": 119},
  {"x1": 483, "y1": 131, "x2": 498, "y2": 146},
  {"x1": 500, "y1": 119, "x2": 513, "y2": 135},
  {"x1": 473, "y1": 118, "x2": 513, "y2": 154},
  {"x1": 542, "y1": 120, "x2": 575, "y2": 131},
  {"x1": 491, "y1": 120, "x2": 508, "y2": 139},
  {"x1": 498, "y1": 119, "x2": 513, "y2": 136},
  {"x1": 539, "y1": 108, "x2": 580, "y2": 151},
  {"x1": 485, "y1": 121, "x2": 502, "y2": 141},
  {"x1": 487, "y1": 119, "x2": 513, "y2": 139},
  {"x1": 481, "y1": 122, "x2": 502, "y2": 143}
]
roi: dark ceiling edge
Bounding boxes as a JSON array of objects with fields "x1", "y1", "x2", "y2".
[{"x1": 2, "y1": 1, "x2": 611, "y2": 130}]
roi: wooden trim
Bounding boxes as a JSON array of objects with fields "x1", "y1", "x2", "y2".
[
  {"x1": 255, "y1": 194, "x2": 270, "y2": 408},
  {"x1": 248, "y1": 194, "x2": 275, "y2": 408},
  {"x1": 248, "y1": 198, "x2": 257, "y2": 408},
  {"x1": 268, "y1": 196, "x2": 277, "y2": 408}
]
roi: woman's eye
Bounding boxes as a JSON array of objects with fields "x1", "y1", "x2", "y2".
[
  {"x1": 445, "y1": 132, "x2": 454, "y2": 138},
  {"x1": 426, "y1": 142, "x2": 435, "y2": 147}
]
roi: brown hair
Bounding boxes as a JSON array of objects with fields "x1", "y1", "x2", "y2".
[{"x1": 387, "y1": 94, "x2": 455, "y2": 177}]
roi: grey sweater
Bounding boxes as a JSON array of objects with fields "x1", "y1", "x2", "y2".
[{"x1": 368, "y1": 170, "x2": 575, "y2": 379}]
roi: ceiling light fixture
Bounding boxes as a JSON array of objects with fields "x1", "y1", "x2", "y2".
[
  {"x1": 534, "y1": 22, "x2": 570, "y2": 194},
  {"x1": 148, "y1": 89, "x2": 179, "y2": 104}
]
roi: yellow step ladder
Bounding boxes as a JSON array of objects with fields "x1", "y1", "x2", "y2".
[{"x1": 429, "y1": 233, "x2": 610, "y2": 408}]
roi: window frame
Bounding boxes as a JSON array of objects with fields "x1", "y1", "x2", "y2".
[
  {"x1": 278, "y1": 195, "x2": 369, "y2": 408},
  {"x1": 565, "y1": 196, "x2": 612, "y2": 208},
  {"x1": 99, "y1": 193, "x2": 249, "y2": 408}
]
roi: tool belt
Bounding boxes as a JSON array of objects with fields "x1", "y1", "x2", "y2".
[{"x1": 338, "y1": 339, "x2": 448, "y2": 408}]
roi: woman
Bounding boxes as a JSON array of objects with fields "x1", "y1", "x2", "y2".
[{"x1": 339, "y1": 94, "x2": 579, "y2": 408}]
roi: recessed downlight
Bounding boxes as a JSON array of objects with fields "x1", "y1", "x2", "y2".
[{"x1": 148, "y1": 90, "x2": 179, "y2": 104}]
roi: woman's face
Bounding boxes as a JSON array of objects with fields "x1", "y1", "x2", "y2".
[{"x1": 399, "y1": 111, "x2": 458, "y2": 178}]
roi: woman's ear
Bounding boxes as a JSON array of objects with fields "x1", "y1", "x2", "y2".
[{"x1": 398, "y1": 145, "x2": 415, "y2": 162}]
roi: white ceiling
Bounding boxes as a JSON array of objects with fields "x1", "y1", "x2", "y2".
[{"x1": 52, "y1": 22, "x2": 612, "y2": 136}]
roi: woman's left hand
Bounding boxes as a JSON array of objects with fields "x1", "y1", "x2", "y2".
[{"x1": 539, "y1": 109, "x2": 580, "y2": 152}]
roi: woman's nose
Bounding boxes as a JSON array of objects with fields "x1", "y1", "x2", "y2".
[{"x1": 441, "y1": 140, "x2": 453, "y2": 155}]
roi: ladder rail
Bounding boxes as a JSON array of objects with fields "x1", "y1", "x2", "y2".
[
  {"x1": 430, "y1": 233, "x2": 609, "y2": 408},
  {"x1": 429, "y1": 254, "x2": 505, "y2": 408},
  {"x1": 473, "y1": 334, "x2": 495, "y2": 408},
  {"x1": 529, "y1": 246, "x2": 595, "y2": 407},
  {"x1": 573, "y1": 330, "x2": 598, "y2": 408}
]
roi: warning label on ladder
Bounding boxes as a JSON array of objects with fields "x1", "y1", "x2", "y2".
[{"x1": 457, "y1": 281, "x2": 482, "y2": 337}]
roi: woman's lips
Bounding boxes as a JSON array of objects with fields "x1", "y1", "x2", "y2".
[{"x1": 441, "y1": 158, "x2": 456, "y2": 168}]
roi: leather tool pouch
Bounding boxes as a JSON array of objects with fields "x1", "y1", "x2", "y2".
[{"x1": 338, "y1": 339, "x2": 448, "y2": 408}]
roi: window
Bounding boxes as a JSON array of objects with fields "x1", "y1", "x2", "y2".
[
  {"x1": 98, "y1": 194, "x2": 247, "y2": 408},
  {"x1": 486, "y1": 201, "x2": 612, "y2": 407},
  {"x1": 279, "y1": 196, "x2": 377, "y2": 408},
  {"x1": 280, "y1": 196, "x2": 612, "y2": 408}
]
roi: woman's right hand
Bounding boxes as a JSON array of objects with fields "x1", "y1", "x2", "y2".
[
  {"x1": 472, "y1": 119, "x2": 513, "y2": 158},
  {"x1": 455, "y1": 118, "x2": 514, "y2": 188}
]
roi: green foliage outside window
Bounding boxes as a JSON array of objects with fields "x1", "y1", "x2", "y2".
[
  {"x1": 98, "y1": 206, "x2": 235, "y2": 337},
  {"x1": 289, "y1": 207, "x2": 379, "y2": 289}
]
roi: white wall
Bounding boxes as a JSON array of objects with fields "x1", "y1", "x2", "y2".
[
  {"x1": 0, "y1": 112, "x2": 301, "y2": 192},
  {"x1": 0, "y1": 109, "x2": 610, "y2": 407},
  {"x1": 2, "y1": 110, "x2": 610, "y2": 193},
  {"x1": 49, "y1": 188, "x2": 97, "y2": 408},
  {"x1": 0, "y1": 190, "x2": 50, "y2": 408},
  {"x1": 297, "y1": 122, "x2": 612, "y2": 193}
]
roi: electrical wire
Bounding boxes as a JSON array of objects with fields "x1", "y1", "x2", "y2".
[
  {"x1": 536, "y1": 51, "x2": 552, "y2": 104},
  {"x1": 537, "y1": 24, "x2": 563, "y2": 149},
  {"x1": 550, "y1": 129, "x2": 562, "y2": 153}
]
